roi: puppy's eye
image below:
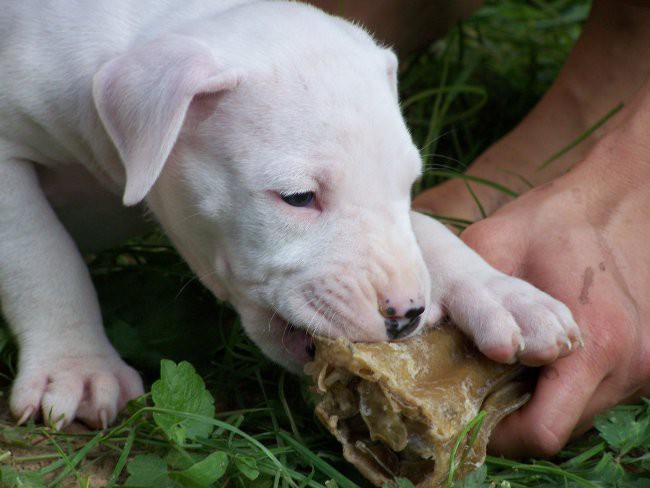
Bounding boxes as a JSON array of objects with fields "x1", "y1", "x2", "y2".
[{"x1": 280, "y1": 191, "x2": 315, "y2": 208}]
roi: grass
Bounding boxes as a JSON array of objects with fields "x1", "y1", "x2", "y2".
[{"x1": 1, "y1": 0, "x2": 649, "y2": 486}]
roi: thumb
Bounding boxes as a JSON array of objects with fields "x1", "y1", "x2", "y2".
[
  {"x1": 460, "y1": 216, "x2": 528, "y2": 276},
  {"x1": 488, "y1": 349, "x2": 604, "y2": 457}
]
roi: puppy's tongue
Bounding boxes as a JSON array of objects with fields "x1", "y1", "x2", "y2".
[{"x1": 282, "y1": 325, "x2": 315, "y2": 363}]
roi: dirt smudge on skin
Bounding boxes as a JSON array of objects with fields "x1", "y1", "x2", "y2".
[
  {"x1": 542, "y1": 366, "x2": 560, "y2": 380},
  {"x1": 579, "y1": 266, "x2": 594, "y2": 305}
]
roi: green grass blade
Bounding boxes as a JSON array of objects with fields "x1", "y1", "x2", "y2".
[
  {"x1": 497, "y1": 168, "x2": 535, "y2": 189},
  {"x1": 45, "y1": 431, "x2": 104, "y2": 485},
  {"x1": 423, "y1": 170, "x2": 519, "y2": 197},
  {"x1": 278, "y1": 371, "x2": 302, "y2": 442},
  {"x1": 106, "y1": 427, "x2": 137, "y2": 487},
  {"x1": 414, "y1": 211, "x2": 474, "y2": 227},
  {"x1": 561, "y1": 441, "x2": 607, "y2": 468},
  {"x1": 537, "y1": 102, "x2": 623, "y2": 170},
  {"x1": 401, "y1": 85, "x2": 487, "y2": 110},
  {"x1": 463, "y1": 180, "x2": 487, "y2": 219},
  {"x1": 145, "y1": 407, "x2": 299, "y2": 486},
  {"x1": 277, "y1": 431, "x2": 359, "y2": 488},
  {"x1": 485, "y1": 456, "x2": 600, "y2": 487},
  {"x1": 447, "y1": 410, "x2": 487, "y2": 487}
]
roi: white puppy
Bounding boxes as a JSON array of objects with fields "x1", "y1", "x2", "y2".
[{"x1": 0, "y1": 0, "x2": 580, "y2": 429}]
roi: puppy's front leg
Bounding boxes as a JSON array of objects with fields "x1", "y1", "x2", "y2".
[
  {"x1": 0, "y1": 157, "x2": 143, "y2": 429},
  {"x1": 410, "y1": 211, "x2": 581, "y2": 365}
]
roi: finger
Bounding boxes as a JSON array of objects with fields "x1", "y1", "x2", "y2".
[
  {"x1": 489, "y1": 350, "x2": 605, "y2": 457},
  {"x1": 571, "y1": 374, "x2": 643, "y2": 436}
]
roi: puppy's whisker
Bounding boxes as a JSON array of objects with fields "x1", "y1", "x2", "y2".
[
  {"x1": 267, "y1": 308, "x2": 280, "y2": 333},
  {"x1": 282, "y1": 296, "x2": 319, "y2": 330},
  {"x1": 173, "y1": 268, "x2": 220, "y2": 300},
  {"x1": 420, "y1": 164, "x2": 465, "y2": 174},
  {"x1": 266, "y1": 281, "x2": 316, "y2": 333},
  {"x1": 327, "y1": 309, "x2": 340, "y2": 339},
  {"x1": 418, "y1": 130, "x2": 455, "y2": 153},
  {"x1": 420, "y1": 157, "x2": 465, "y2": 170},
  {"x1": 278, "y1": 298, "x2": 322, "y2": 356},
  {"x1": 176, "y1": 265, "x2": 273, "y2": 300},
  {"x1": 174, "y1": 209, "x2": 205, "y2": 227},
  {"x1": 305, "y1": 300, "x2": 327, "y2": 337},
  {"x1": 269, "y1": 302, "x2": 301, "y2": 334},
  {"x1": 280, "y1": 322, "x2": 294, "y2": 355}
]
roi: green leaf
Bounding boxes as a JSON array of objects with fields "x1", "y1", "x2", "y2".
[
  {"x1": 0, "y1": 327, "x2": 10, "y2": 355},
  {"x1": 586, "y1": 453, "x2": 626, "y2": 485},
  {"x1": 170, "y1": 451, "x2": 229, "y2": 488},
  {"x1": 619, "y1": 478, "x2": 650, "y2": 488},
  {"x1": 234, "y1": 455, "x2": 259, "y2": 481},
  {"x1": 594, "y1": 407, "x2": 650, "y2": 455},
  {"x1": 152, "y1": 360, "x2": 216, "y2": 444},
  {"x1": 382, "y1": 480, "x2": 416, "y2": 488},
  {"x1": 0, "y1": 466, "x2": 47, "y2": 488},
  {"x1": 396, "y1": 478, "x2": 417, "y2": 488},
  {"x1": 248, "y1": 477, "x2": 275, "y2": 488},
  {"x1": 639, "y1": 452, "x2": 650, "y2": 471},
  {"x1": 165, "y1": 450, "x2": 203, "y2": 471},
  {"x1": 453, "y1": 464, "x2": 488, "y2": 487},
  {"x1": 125, "y1": 454, "x2": 171, "y2": 488}
]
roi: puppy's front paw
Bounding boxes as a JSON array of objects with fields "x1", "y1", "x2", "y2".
[
  {"x1": 444, "y1": 274, "x2": 582, "y2": 366},
  {"x1": 10, "y1": 352, "x2": 143, "y2": 429}
]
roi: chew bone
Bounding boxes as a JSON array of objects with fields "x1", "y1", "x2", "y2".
[{"x1": 306, "y1": 323, "x2": 532, "y2": 487}]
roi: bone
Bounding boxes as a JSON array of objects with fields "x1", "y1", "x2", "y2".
[{"x1": 305, "y1": 322, "x2": 532, "y2": 487}]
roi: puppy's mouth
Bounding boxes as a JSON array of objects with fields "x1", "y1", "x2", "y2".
[{"x1": 272, "y1": 315, "x2": 315, "y2": 363}]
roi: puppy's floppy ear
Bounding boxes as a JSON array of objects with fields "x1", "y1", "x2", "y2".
[{"x1": 93, "y1": 34, "x2": 242, "y2": 206}]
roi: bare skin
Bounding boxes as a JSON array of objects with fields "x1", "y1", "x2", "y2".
[
  {"x1": 413, "y1": 0, "x2": 650, "y2": 221},
  {"x1": 308, "y1": 0, "x2": 482, "y2": 54},
  {"x1": 307, "y1": 0, "x2": 650, "y2": 456},
  {"x1": 413, "y1": 0, "x2": 650, "y2": 456},
  {"x1": 459, "y1": 104, "x2": 650, "y2": 455}
]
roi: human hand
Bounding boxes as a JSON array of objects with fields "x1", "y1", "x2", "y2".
[{"x1": 457, "y1": 123, "x2": 650, "y2": 456}]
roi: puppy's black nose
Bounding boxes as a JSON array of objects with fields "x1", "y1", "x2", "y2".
[
  {"x1": 405, "y1": 306, "x2": 426, "y2": 319},
  {"x1": 385, "y1": 316, "x2": 421, "y2": 339},
  {"x1": 384, "y1": 306, "x2": 424, "y2": 340}
]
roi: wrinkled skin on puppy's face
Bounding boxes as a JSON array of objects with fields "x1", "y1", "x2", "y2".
[{"x1": 148, "y1": 35, "x2": 430, "y2": 372}]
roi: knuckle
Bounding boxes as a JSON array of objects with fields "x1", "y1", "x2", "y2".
[
  {"x1": 583, "y1": 314, "x2": 631, "y2": 372},
  {"x1": 639, "y1": 347, "x2": 650, "y2": 381},
  {"x1": 460, "y1": 219, "x2": 501, "y2": 252},
  {"x1": 461, "y1": 218, "x2": 523, "y2": 274}
]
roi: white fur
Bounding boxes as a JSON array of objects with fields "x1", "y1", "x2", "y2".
[{"x1": 0, "y1": 0, "x2": 580, "y2": 428}]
